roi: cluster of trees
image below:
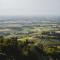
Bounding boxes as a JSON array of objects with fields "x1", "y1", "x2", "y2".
[
  {"x1": 0, "y1": 36, "x2": 39, "y2": 60},
  {"x1": 0, "y1": 35, "x2": 60, "y2": 60}
]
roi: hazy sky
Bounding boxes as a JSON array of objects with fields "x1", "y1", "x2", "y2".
[{"x1": 0, "y1": 0, "x2": 60, "y2": 16}]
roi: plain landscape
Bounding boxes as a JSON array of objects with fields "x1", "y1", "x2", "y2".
[{"x1": 0, "y1": 16, "x2": 60, "y2": 60}]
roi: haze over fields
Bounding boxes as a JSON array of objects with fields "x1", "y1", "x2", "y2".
[{"x1": 0, "y1": 16, "x2": 60, "y2": 33}]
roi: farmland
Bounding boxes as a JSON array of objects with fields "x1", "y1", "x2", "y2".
[{"x1": 0, "y1": 16, "x2": 60, "y2": 60}]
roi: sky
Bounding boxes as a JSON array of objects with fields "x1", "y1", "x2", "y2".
[{"x1": 0, "y1": 0, "x2": 60, "y2": 16}]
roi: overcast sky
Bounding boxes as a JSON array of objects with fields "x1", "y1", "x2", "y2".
[{"x1": 0, "y1": 0, "x2": 60, "y2": 16}]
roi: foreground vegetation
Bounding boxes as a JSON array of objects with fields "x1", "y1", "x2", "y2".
[{"x1": 0, "y1": 32, "x2": 60, "y2": 60}]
